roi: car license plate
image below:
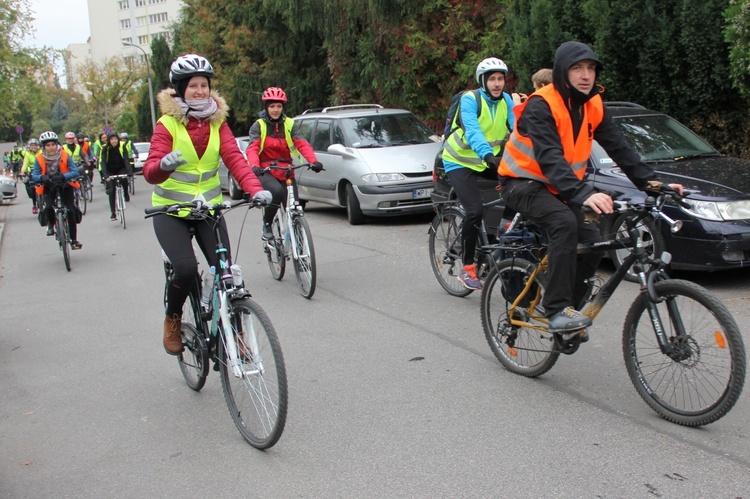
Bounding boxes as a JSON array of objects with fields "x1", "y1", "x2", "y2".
[{"x1": 413, "y1": 188, "x2": 433, "y2": 199}]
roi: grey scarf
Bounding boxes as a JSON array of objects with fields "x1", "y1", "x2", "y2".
[
  {"x1": 42, "y1": 148, "x2": 62, "y2": 174},
  {"x1": 176, "y1": 97, "x2": 219, "y2": 120}
]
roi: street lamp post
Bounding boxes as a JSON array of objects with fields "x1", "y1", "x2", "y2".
[{"x1": 122, "y1": 42, "x2": 157, "y2": 134}]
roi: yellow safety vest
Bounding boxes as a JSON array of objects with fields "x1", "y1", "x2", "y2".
[
  {"x1": 441, "y1": 92, "x2": 509, "y2": 172},
  {"x1": 257, "y1": 117, "x2": 301, "y2": 160},
  {"x1": 151, "y1": 115, "x2": 223, "y2": 217}
]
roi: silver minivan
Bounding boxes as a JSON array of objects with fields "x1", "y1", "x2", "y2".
[{"x1": 293, "y1": 105, "x2": 441, "y2": 224}]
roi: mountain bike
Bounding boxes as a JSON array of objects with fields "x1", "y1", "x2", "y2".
[
  {"x1": 259, "y1": 163, "x2": 318, "y2": 299},
  {"x1": 428, "y1": 196, "x2": 506, "y2": 297},
  {"x1": 145, "y1": 197, "x2": 288, "y2": 449},
  {"x1": 47, "y1": 183, "x2": 73, "y2": 272},
  {"x1": 480, "y1": 187, "x2": 746, "y2": 426},
  {"x1": 108, "y1": 174, "x2": 128, "y2": 229}
]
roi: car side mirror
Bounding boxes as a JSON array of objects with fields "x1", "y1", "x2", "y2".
[{"x1": 327, "y1": 144, "x2": 357, "y2": 159}]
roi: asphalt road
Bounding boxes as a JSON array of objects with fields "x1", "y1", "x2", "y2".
[{"x1": 1, "y1": 177, "x2": 750, "y2": 498}]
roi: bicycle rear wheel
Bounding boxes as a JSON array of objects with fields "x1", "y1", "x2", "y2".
[
  {"x1": 219, "y1": 298, "x2": 287, "y2": 449},
  {"x1": 85, "y1": 177, "x2": 93, "y2": 202},
  {"x1": 264, "y1": 214, "x2": 285, "y2": 281},
  {"x1": 428, "y1": 207, "x2": 472, "y2": 297},
  {"x1": 57, "y1": 213, "x2": 71, "y2": 272},
  {"x1": 292, "y1": 215, "x2": 316, "y2": 299},
  {"x1": 481, "y1": 258, "x2": 558, "y2": 377},
  {"x1": 77, "y1": 188, "x2": 87, "y2": 215},
  {"x1": 623, "y1": 279, "x2": 746, "y2": 426},
  {"x1": 178, "y1": 288, "x2": 209, "y2": 391},
  {"x1": 128, "y1": 175, "x2": 135, "y2": 195}
]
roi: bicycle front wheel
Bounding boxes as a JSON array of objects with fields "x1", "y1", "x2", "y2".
[
  {"x1": 481, "y1": 258, "x2": 558, "y2": 377},
  {"x1": 77, "y1": 188, "x2": 87, "y2": 215},
  {"x1": 85, "y1": 177, "x2": 93, "y2": 202},
  {"x1": 219, "y1": 298, "x2": 287, "y2": 449},
  {"x1": 623, "y1": 279, "x2": 746, "y2": 426},
  {"x1": 428, "y1": 207, "x2": 472, "y2": 297},
  {"x1": 292, "y1": 215, "x2": 316, "y2": 299},
  {"x1": 117, "y1": 187, "x2": 126, "y2": 229},
  {"x1": 264, "y1": 214, "x2": 285, "y2": 281},
  {"x1": 57, "y1": 215, "x2": 71, "y2": 272}
]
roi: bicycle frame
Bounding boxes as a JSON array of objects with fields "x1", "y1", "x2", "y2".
[{"x1": 502, "y1": 199, "x2": 679, "y2": 356}]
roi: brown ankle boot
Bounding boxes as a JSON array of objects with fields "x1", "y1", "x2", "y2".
[{"x1": 163, "y1": 314, "x2": 183, "y2": 355}]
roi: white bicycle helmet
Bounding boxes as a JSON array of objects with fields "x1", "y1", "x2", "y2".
[
  {"x1": 28, "y1": 138, "x2": 39, "y2": 146},
  {"x1": 39, "y1": 131, "x2": 58, "y2": 144},
  {"x1": 64, "y1": 131, "x2": 75, "y2": 139},
  {"x1": 119, "y1": 132, "x2": 129, "y2": 139},
  {"x1": 475, "y1": 57, "x2": 508, "y2": 82},
  {"x1": 169, "y1": 54, "x2": 215, "y2": 84}
]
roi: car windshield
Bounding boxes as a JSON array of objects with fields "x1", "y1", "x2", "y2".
[
  {"x1": 615, "y1": 114, "x2": 718, "y2": 162},
  {"x1": 339, "y1": 113, "x2": 435, "y2": 148}
]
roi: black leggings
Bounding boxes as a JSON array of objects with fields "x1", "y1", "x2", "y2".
[
  {"x1": 445, "y1": 166, "x2": 498, "y2": 266},
  {"x1": 107, "y1": 177, "x2": 129, "y2": 214},
  {"x1": 258, "y1": 174, "x2": 298, "y2": 225},
  {"x1": 153, "y1": 214, "x2": 230, "y2": 316},
  {"x1": 43, "y1": 186, "x2": 78, "y2": 241}
]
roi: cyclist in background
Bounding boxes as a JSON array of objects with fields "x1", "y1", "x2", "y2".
[
  {"x1": 120, "y1": 132, "x2": 138, "y2": 177},
  {"x1": 246, "y1": 86, "x2": 323, "y2": 240},
  {"x1": 10, "y1": 145, "x2": 25, "y2": 177},
  {"x1": 76, "y1": 132, "x2": 95, "y2": 181},
  {"x1": 31, "y1": 131, "x2": 83, "y2": 249},
  {"x1": 91, "y1": 131, "x2": 108, "y2": 183},
  {"x1": 441, "y1": 57, "x2": 516, "y2": 290},
  {"x1": 101, "y1": 132, "x2": 131, "y2": 221},
  {"x1": 143, "y1": 53, "x2": 271, "y2": 355},
  {"x1": 21, "y1": 139, "x2": 40, "y2": 214},
  {"x1": 62, "y1": 132, "x2": 83, "y2": 164}
]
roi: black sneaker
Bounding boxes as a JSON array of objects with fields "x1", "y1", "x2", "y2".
[
  {"x1": 110, "y1": 213, "x2": 117, "y2": 221},
  {"x1": 262, "y1": 223, "x2": 273, "y2": 240},
  {"x1": 46, "y1": 225, "x2": 54, "y2": 236},
  {"x1": 71, "y1": 240, "x2": 82, "y2": 250},
  {"x1": 548, "y1": 307, "x2": 592, "y2": 333}
]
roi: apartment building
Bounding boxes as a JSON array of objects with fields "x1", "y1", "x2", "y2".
[{"x1": 66, "y1": 0, "x2": 183, "y2": 92}]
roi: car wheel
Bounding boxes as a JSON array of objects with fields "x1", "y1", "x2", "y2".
[
  {"x1": 345, "y1": 183, "x2": 365, "y2": 225},
  {"x1": 608, "y1": 213, "x2": 667, "y2": 282},
  {"x1": 228, "y1": 173, "x2": 242, "y2": 200}
]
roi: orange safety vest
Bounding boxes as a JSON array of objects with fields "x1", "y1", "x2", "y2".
[
  {"x1": 35, "y1": 150, "x2": 80, "y2": 194},
  {"x1": 498, "y1": 84, "x2": 604, "y2": 195}
]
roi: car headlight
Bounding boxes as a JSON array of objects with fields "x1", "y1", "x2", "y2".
[
  {"x1": 361, "y1": 173, "x2": 406, "y2": 182},
  {"x1": 680, "y1": 199, "x2": 750, "y2": 221}
]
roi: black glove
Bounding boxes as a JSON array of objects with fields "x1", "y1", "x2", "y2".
[
  {"x1": 483, "y1": 153, "x2": 501, "y2": 169},
  {"x1": 252, "y1": 166, "x2": 264, "y2": 177},
  {"x1": 50, "y1": 172, "x2": 66, "y2": 185},
  {"x1": 40, "y1": 174, "x2": 51, "y2": 187},
  {"x1": 311, "y1": 161, "x2": 324, "y2": 173}
]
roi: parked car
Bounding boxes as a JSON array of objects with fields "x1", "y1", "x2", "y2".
[
  {"x1": 292, "y1": 104, "x2": 442, "y2": 224},
  {"x1": 432, "y1": 102, "x2": 750, "y2": 275},
  {"x1": 218, "y1": 136, "x2": 250, "y2": 200},
  {"x1": 132, "y1": 142, "x2": 150, "y2": 173},
  {"x1": 0, "y1": 173, "x2": 17, "y2": 204}
]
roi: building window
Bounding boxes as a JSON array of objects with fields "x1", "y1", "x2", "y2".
[
  {"x1": 136, "y1": 16, "x2": 147, "y2": 26},
  {"x1": 135, "y1": 0, "x2": 145, "y2": 6},
  {"x1": 122, "y1": 37, "x2": 133, "y2": 44},
  {"x1": 148, "y1": 0, "x2": 166, "y2": 4},
  {"x1": 138, "y1": 35, "x2": 149, "y2": 45},
  {"x1": 118, "y1": 1, "x2": 129, "y2": 9},
  {"x1": 149, "y1": 12, "x2": 168, "y2": 24},
  {"x1": 119, "y1": 19, "x2": 130, "y2": 29}
]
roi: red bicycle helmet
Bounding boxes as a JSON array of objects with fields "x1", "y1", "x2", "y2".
[{"x1": 262, "y1": 87, "x2": 287, "y2": 102}]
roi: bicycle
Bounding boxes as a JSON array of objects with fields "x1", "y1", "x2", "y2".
[
  {"x1": 36, "y1": 182, "x2": 74, "y2": 272},
  {"x1": 259, "y1": 163, "x2": 318, "y2": 299},
  {"x1": 73, "y1": 175, "x2": 87, "y2": 216},
  {"x1": 145, "y1": 197, "x2": 288, "y2": 449},
  {"x1": 78, "y1": 161, "x2": 94, "y2": 203},
  {"x1": 128, "y1": 157, "x2": 135, "y2": 195},
  {"x1": 108, "y1": 174, "x2": 128, "y2": 229},
  {"x1": 480, "y1": 187, "x2": 746, "y2": 426},
  {"x1": 428, "y1": 195, "x2": 506, "y2": 297}
]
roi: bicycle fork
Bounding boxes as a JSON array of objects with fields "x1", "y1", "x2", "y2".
[{"x1": 217, "y1": 289, "x2": 263, "y2": 379}]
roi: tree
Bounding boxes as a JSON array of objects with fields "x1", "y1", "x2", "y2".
[
  {"x1": 72, "y1": 56, "x2": 143, "y2": 128},
  {"x1": 725, "y1": 0, "x2": 750, "y2": 99}
]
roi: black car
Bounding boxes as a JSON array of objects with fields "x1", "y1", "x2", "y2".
[{"x1": 432, "y1": 102, "x2": 750, "y2": 275}]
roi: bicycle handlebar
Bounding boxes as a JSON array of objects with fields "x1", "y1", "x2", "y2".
[
  {"x1": 256, "y1": 162, "x2": 324, "y2": 175},
  {"x1": 144, "y1": 196, "x2": 267, "y2": 218}
]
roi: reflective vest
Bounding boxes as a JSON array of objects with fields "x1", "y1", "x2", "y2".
[
  {"x1": 441, "y1": 91, "x2": 509, "y2": 172},
  {"x1": 257, "y1": 117, "x2": 300, "y2": 161},
  {"x1": 65, "y1": 143, "x2": 82, "y2": 164},
  {"x1": 498, "y1": 84, "x2": 604, "y2": 195},
  {"x1": 35, "y1": 150, "x2": 80, "y2": 194},
  {"x1": 151, "y1": 115, "x2": 223, "y2": 217}
]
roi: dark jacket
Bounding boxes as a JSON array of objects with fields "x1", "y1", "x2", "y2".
[
  {"x1": 102, "y1": 143, "x2": 130, "y2": 177},
  {"x1": 514, "y1": 41, "x2": 655, "y2": 205}
]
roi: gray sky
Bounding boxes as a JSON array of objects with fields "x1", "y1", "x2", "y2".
[{"x1": 21, "y1": 0, "x2": 91, "y2": 50}]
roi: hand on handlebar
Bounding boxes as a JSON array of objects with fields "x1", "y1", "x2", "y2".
[
  {"x1": 252, "y1": 166, "x2": 264, "y2": 177},
  {"x1": 311, "y1": 161, "x2": 324, "y2": 173},
  {"x1": 251, "y1": 190, "x2": 273, "y2": 205},
  {"x1": 583, "y1": 192, "x2": 614, "y2": 215}
]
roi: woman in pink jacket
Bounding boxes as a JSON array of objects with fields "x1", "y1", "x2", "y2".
[{"x1": 144, "y1": 54, "x2": 271, "y2": 356}]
